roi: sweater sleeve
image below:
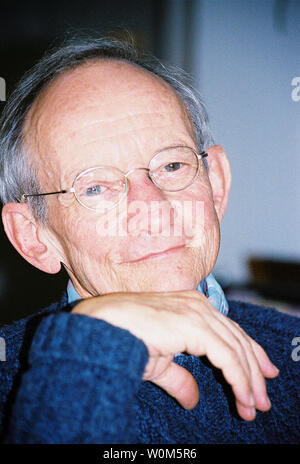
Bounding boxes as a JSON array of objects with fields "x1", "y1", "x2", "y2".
[{"x1": 1, "y1": 310, "x2": 149, "y2": 444}]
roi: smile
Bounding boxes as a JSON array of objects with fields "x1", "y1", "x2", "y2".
[{"x1": 126, "y1": 245, "x2": 186, "y2": 263}]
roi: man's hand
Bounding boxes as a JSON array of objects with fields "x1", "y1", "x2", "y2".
[{"x1": 72, "y1": 290, "x2": 279, "y2": 421}]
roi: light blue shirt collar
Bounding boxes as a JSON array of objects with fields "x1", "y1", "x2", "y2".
[{"x1": 67, "y1": 273, "x2": 228, "y2": 316}]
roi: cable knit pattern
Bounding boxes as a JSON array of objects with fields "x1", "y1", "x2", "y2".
[{"x1": 0, "y1": 293, "x2": 299, "y2": 443}]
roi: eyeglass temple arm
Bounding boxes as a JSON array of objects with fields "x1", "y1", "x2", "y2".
[{"x1": 21, "y1": 187, "x2": 75, "y2": 202}]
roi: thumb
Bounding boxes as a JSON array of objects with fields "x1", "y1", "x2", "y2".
[{"x1": 151, "y1": 361, "x2": 200, "y2": 410}]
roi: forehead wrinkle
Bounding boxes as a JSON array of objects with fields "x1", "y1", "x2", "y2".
[
  {"x1": 79, "y1": 122, "x2": 170, "y2": 147},
  {"x1": 53, "y1": 83, "x2": 186, "y2": 141},
  {"x1": 61, "y1": 99, "x2": 192, "y2": 162},
  {"x1": 74, "y1": 111, "x2": 169, "y2": 135}
]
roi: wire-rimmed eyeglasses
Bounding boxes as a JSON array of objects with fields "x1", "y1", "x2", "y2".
[{"x1": 21, "y1": 145, "x2": 208, "y2": 213}]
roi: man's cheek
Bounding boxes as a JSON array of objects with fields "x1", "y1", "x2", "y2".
[
  {"x1": 184, "y1": 196, "x2": 218, "y2": 251},
  {"x1": 203, "y1": 198, "x2": 219, "y2": 231},
  {"x1": 182, "y1": 188, "x2": 217, "y2": 234},
  {"x1": 63, "y1": 216, "x2": 103, "y2": 251},
  {"x1": 164, "y1": 198, "x2": 204, "y2": 239}
]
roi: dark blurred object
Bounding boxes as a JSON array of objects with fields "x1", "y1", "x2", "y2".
[
  {"x1": 0, "y1": 0, "x2": 167, "y2": 92},
  {"x1": 248, "y1": 256, "x2": 300, "y2": 303}
]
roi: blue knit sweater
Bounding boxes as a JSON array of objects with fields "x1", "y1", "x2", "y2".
[{"x1": 0, "y1": 292, "x2": 299, "y2": 444}]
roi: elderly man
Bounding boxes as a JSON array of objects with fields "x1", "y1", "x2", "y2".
[{"x1": 0, "y1": 37, "x2": 299, "y2": 444}]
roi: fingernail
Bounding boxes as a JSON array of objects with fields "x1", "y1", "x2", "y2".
[
  {"x1": 249, "y1": 393, "x2": 255, "y2": 406},
  {"x1": 245, "y1": 406, "x2": 256, "y2": 421}
]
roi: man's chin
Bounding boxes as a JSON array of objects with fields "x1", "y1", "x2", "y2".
[{"x1": 123, "y1": 268, "x2": 203, "y2": 293}]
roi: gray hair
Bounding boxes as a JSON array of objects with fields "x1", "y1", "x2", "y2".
[{"x1": 0, "y1": 34, "x2": 213, "y2": 223}]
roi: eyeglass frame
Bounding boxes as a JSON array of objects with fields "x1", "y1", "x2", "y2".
[{"x1": 21, "y1": 145, "x2": 208, "y2": 212}]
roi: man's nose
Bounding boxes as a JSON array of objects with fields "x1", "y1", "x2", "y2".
[{"x1": 124, "y1": 168, "x2": 175, "y2": 237}]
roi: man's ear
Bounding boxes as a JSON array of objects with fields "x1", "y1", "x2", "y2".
[
  {"x1": 1, "y1": 202, "x2": 62, "y2": 274},
  {"x1": 206, "y1": 145, "x2": 232, "y2": 222}
]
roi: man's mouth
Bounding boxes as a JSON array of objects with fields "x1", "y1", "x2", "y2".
[{"x1": 124, "y1": 245, "x2": 186, "y2": 264}]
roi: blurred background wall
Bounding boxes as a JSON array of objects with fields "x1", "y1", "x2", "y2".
[{"x1": 0, "y1": 0, "x2": 299, "y2": 323}]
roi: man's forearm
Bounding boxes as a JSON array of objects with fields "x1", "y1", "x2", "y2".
[{"x1": 1, "y1": 311, "x2": 148, "y2": 443}]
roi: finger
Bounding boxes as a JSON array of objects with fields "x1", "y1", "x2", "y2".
[
  {"x1": 197, "y1": 327, "x2": 254, "y2": 410},
  {"x1": 143, "y1": 355, "x2": 174, "y2": 380},
  {"x1": 187, "y1": 300, "x2": 255, "y2": 404},
  {"x1": 235, "y1": 336, "x2": 271, "y2": 412},
  {"x1": 201, "y1": 316, "x2": 253, "y2": 387},
  {"x1": 227, "y1": 328, "x2": 273, "y2": 411},
  {"x1": 236, "y1": 401, "x2": 256, "y2": 422},
  {"x1": 248, "y1": 336, "x2": 279, "y2": 378},
  {"x1": 150, "y1": 362, "x2": 200, "y2": 410},
  {"x1": 218, "y1": 317, "x2": 279, "y2": 378},
  {"x1": 213, "y1": 317, "x2": 272, "y2": 411}
]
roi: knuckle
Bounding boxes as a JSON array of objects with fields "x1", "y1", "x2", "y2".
[
  {"x1": 227, "y1": 347, "x2": 240, "y2": 365},
  {"x1": 243, "y1": 337, "x2": 253, "y2": 352},
  {"x1": 230, "y1": 336, "x2": 245, "y2": 358}
]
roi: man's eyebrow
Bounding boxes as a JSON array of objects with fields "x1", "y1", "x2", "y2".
[{"x1": 156, "y1": 141, "x2": 199, "y2": 153}]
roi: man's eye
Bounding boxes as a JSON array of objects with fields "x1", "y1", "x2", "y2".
[
  {"x1": 85, "y1": 185, "x2": 106, "y2": 196},
  {"x1": 163, "y1": 162, "x2": 182, "y2": 172}
]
